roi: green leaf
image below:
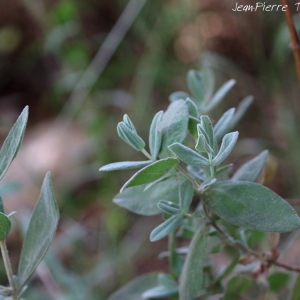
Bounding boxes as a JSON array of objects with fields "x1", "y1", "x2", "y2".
[
  {"x1": 229, "y1": 96, "x2": 253, "y2": 131},
  {"x1": 142, "y1": 286, "x2": 178, "y2": 299},
  {"x1": 232, "y1": 150, "x2": 268, "y2": 182},
  {"x1": 202, "y1": 181, "x2": 300, "y2": 232},
  {"x1": 117, "y1": 122, "x2": 145, "y2": 151},
  {"x1": 144, "y1": 173, "x2": 171, "y2": 191},
  {"x1": 123, "y1": 114, "x2": 137, "y2": 133},
  {"x1": 268, "y1": 272, "x2": 290, "y2": 292},
  {"x1": 223, "y1": 276, "x2": 251, "y2": 299},
  {"x1": 169, "y1": 143, "x2": 209, "y2": 166},
  {"x1": 212, "y1": 132, "x2": 239, "y2": 166},
  {"x1": 0, "y1": 106, "x2": 28, "y2": 181},
  {"x1": 199, "y1": 116, "x2": 214, "y2": 147},
  {"x1": 0, "y1": 197, "x2": 4, "y2": 214},
  {"x1": 187, "y1": 70, "x2": 205, "y2": 102},
  {"x1": 185, "y1": 98, "x2": 198, "y2": 118},
  {"x1": 100, "y1": 160, "x2": 152, "y2": 171},
  {"x1": 18, "y1": 172, "x2": 59, "y2": 289},
  {"x1": 149, "y1": 111, "x2": 164, "y2": 159},
  {"x1": 205, "y1": 79, "x2": 236, "y2": 112},
  {"x1": 158, "y1": 200, "x2": 181, "y2": 215},
  {"x1": 179, "y1": 180, "x2": 194, "y2": 212},
  {"x1": 121, "y1": 158, "x2": 178, "y2": 192},
  {"x1": 113, "y1": 177, "x2": 180, "y2": 215},
  {"x1": 158, "y1": 273, "x2": 177, "y2": 288},
  {"x1": 159, "y1": 100, "x2": 189, "y2": 158},
  {"x1": 0, "y1": 213, "x2": 11, "y2": 240},
  {"x1": 291, "y1": 274, "x2": 300, "y2": 300},
  {"x1": 187, "y1": 165, "x2": 206, "y2": 181},
  {"x1": 150, "y1": 214, "x2": 183, "y2": 242},
  {"x1": 179, "y1": 226, "x2": 209, "y2": 300},
  {"x1": 214, "y1": 108, "x2": 235, "y2": 141},
  {"x1": 108, "y1": 273, "x2": 158, "y2": 300},
  {"x1": 198, "y1": 178, "x2": 216, "y2": 193},
  {"x1": 169, "y1": 91, "x2": 190, "y2": 102}
]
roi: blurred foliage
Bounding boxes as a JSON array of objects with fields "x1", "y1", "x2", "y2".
[{"x1": 0, "y1": 0, "x2": 299, "y2": 299}]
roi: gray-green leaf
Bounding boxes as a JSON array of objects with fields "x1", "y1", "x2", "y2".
[
  {"x1": 142, "y1": 286, "x2": 178, "y2": 299},
  {"x1": 150, "y1": 214, "x2": 183, "y2": 242},
  {"x1": 179, "y1": 226, "x2": 209, "y2": 300},
  {"x1": 100, "y1": 161, "x2": 152, "y2": 171},
  {"x1": 158, "y1": 201, "x2": 181, "y2": 215},
  {"x1": 121, "y1": 158, "x2": 178, "y2": 192},
  {"x1": 169, "y1": 143, "x2": 209, "y2": 166},
  {"x1": 212, "y1": 132, "x2": 239, "y2": 166},
  {"x1": 179, "y1": 180, "x2": 194, "y2": 212},
  {"x1": 149, "y1": 111, "x2": 164, "y2": 159},
  {"x1": 214, "y1": 108, "x2": 235, "y2": 141},
  {"x1": 232, "y1": 150, "x2": 268, "y2": 182},
  {"x1": 159, "y1": 100, "x2": 189, "y2": 158},
  {"x1": 169, "y1": 91, "x2": 190, "y2": 102},
  {"x1": 187, "y1": 70, "x2": 205, "y2": 102},
  {"x1": 0, "y1": 213, "x2": 11, "y2": 240},
  {"x1": 18, "y1": 172, "x2": 59, "y2": 289},
  {"x1": 113, "y1": 177, "x2": 180, "y2": 215},
  {"x1": 0, "y1": 106, "x2": 28, "y2": 181},
  {"x1": 202, "y1": 181, "x2": 300, "y2": 232},
  {"x1": 117, "y1": 122, "x2": 145, "y2": 151},
  {"x1": 198, "y1": 177, "x2": 216, "y2": 193}
]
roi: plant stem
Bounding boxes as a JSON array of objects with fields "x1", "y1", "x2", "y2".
[
  {"x1": 0, "y1": 240, "x2": 17, "y2": 300},
  {"x1": 281, "y1": 0, "x2": 300, "y2": 82},
  {"x1": 168, "y1": 231, "x2": 176, "y2": 279},
  {"x1": 176, "y1": 165, "x2": 199, "y2": 189},
  {"x1": 141, "y1": 149, "x2": 154, "y2": 160}
]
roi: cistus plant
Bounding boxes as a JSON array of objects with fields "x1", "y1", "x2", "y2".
[
  {"x1": 0, "y1": 107, "x2": 59, "y2": 300},
  {"x1": 100, "y1": 68, "x2": 300, "y2": 300}
]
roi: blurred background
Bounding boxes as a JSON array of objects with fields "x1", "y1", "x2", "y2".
[{"x1": 0, "y1": 0, "x2": 299, "y2": 298}]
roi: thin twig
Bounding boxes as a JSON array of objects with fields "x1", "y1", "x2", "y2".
[{"x1": 281, "y1": 0, "x2": 300, "y2": 82}]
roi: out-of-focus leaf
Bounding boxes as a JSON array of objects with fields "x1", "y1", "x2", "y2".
[
  {"x1": 159, "y1": 100, "x2": 189, "y2": 158},
  {"x1": 113, "y1": 177, "x2": 180, "y2": 215},
  {"x1": 108, "y1": 273, "x2": 158, "y2": 300},
  {"x1": 0, "y1": 197, "x2": 4, "y2": 214},
  {"x1": 214, "y1": 108, "x2": 235, "y2": 141},
  {"x1": 0, "y1": 106, "x2": 28, "y2": 181},
  {"x1": 185, "y1": 98, "x2": 198, "y2": 118},
  {"x1": 232, "y1": 150, "x2": 268, "y2": 182},
  {"x1": 187, "y1": 70, "x2": 205, "y2": 102},
  {"x1": 198, "y1": 178, "x2": 216, "y2": 193},
  {"x1": 0, "y1": 213, "x2": 10, "y2": 240},
  {"x1": 158, "y1": 273, "x2": 177, "y2": 288},
  {"x1": 142, "y1": 286, "x2": 178, "y2": 299},
  {"x1": 121, "y1": 158, "x2": 178, "y2": 191},
  {"x1": 205, "y1": 79, "x2": 236, "y2": 112},
  {"x1": 18, "y1": 173, "x2": 59, "y2": 289},
  {"x1": 268, "y1": 272, "x2": 290, "y2": 292},
  {"x1": 179, "y1": 226, "x2": 209, "y2": 300},
  {"x1": 202, "y1": 181, "x2": 300, "y2": 232},
  {"x1": 169, "y1": 143, "x2": 209, "y2": 166},
  {"x1": 150, "y1": 214, "x2": 183, "y2": 242},
  {"x1": 291, "y1": 274, "x2": 300, "y2": 300},
  {"x1": 149, "y1": 111, "x2": 164, "y2": 159},
  {"x1": 179, "y1": 180, "x2": 194, "y2": 212},
  {"x1": 223, "y1": 276, "x2": 251, "y2": 300},
  {"x1": 169, "y1": 91, "x2": 190, "y2": 102},
  {"x1": 158, "y1": 201, "x2": 181, "y2": 215},
  {"x1": 100, "y1": 161, "x2": 152, "y2": 171}
]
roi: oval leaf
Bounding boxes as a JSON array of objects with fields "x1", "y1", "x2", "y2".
[
  {"x1": 214, "y1": 108, "x2": 235, "y2": 141},
  {"x1": 158, "y1": 201, "x2": 181, "y2": 215},
  {"x1": 169, "y1": 91, "x2": 190, "y2": 102},
  {"x1": 150, "y1": 214, "x2": 183, "y2": 242},
  {"x1": 121, "y1": 158, "x2": 178, "y2": 192},
  {"x1": 113, "y1": 177, "x2": 180, "y2": 216},
  {"x1": 202, "y1": 181, "x2": 300, "y2": 232},
  {"x1": 212, "y1": 132, "x2": 239, "y2": 166},
  {"x1": 187, "y1": 70, "x2": 205, "y2": 102},
  {"x1": 0, "y1": 213, "x2": 11, "y2": 240},
  {"x1": 18, "y1": 172, "x2": 59, "y2": 289},
  {"x1": 149, "y1": 111, "x2": 164, "y2": 159},
  {"x1": 0, "y1": 106, "x2": 28, "y2": 180},
  {"x1": 232, "y1": 150, "x2": 268, "y2": 182},
  {"x1": 179, "y1": 180, "x2": 194, "y2": 212},
  {"x1": 179, "y1": 226, "x2": 209, "y2": 300},
  {"x1": 100, "y1": 161, "x2": 152, "y2": 171},
  {"x1": 169, "y1": 143, "x2": 209, "y2": 166},
  {"x1": 159, "y1": 100, "x2": 189, "y2": 158}
]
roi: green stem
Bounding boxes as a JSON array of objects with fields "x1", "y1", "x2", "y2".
[
  {"x1": 141, "y1": 148, "x2": 154, "y2": 160},
  {"x1": 0, "y1": 240, "x2": 17, "y2": 300},
  {"x1": 168, "y1": 231, "x2": 176, "y2": 279},
  {"x1": 208, "y1": 153, "x2": 215, "y2": 178},
  {"x1": 176, "y1": 165, "x2": 199, "y2": 189}
]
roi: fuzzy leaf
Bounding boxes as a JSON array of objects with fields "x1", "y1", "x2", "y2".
[
  {"x1": 158, "y1": 201, "x2": 181, "y2": 215},
  {"x1": 113, "y1": 177, "x2": 180, "y2": 216},
  {"x1": 0, "y1": 106, "x2": 28, "y2": 180},
  {"x1": 179, "y1": 226, "x2": 209, "y2": 300},
  {"x1": 187, "y1": 70, "x2": 205, "y2": 102},
  {"x1": 100, "y1": 161, "x2": 152, "y2": 171},
  {"x1": 169, "y1": 91, "x2": 190, "y2": 102},
  {"x1": 214, "y1": 108, "x2": 235, "y2": 141},
  {"x1": 202, "y1": 181, "x2": 300, "y2": 232},
  {"x1": 169, "y1": 143, "x2": 209, "y2": 166},
  {"x1": 142, "y1": 286, "x2": 178, "y2": 299},
  {"x1": 179, "y1": 180, "x2": 194, "y2": 212},
  {"x1": 159, "y1": 100, "x2": 189, "y2": 158},
  {"x1": 205, "y1": 79, "x2": 236, "y2": 112},
  {"x1": 149, "y1": 111, "x2": 164, "y2": 159},
  {"x1": 121, "y1": 158, "x2": 178, "y2": 192},
  {"x1": 232, "y1": 150, "x2": 268, "y2": 182},
  {"x1": 150, "y1": 214, "x2": 183, "y2": 242},
  {"x1": 198, "y1": 178, "x2": 216, "y2": 193},
  {"x1": 185, "y1": 98, "x2": 198, "y2": 118},
  {"x1": 18, "y1": 172, "x2": 59, "y2": 289},
  {"x1": 117, "y1": 122, "x2": 145, "y2": 151},
  {"x1": 212, "y1": 132, "x2": 239, "y2": 166}
]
